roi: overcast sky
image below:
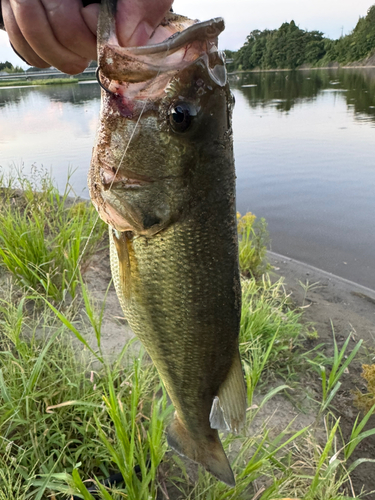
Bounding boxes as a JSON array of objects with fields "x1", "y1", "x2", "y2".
[{"x1": 0, "y1": 0, "x2": 373, "y2": 67}]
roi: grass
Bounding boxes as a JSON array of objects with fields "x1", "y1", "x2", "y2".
[
  {"x1": 0, "y1": 280, "x2": 165, "y2": 499},
  {"x1": 354, "y1": 364, "x2": 375, "y2": 412},
  {"x1": 0, "y1": 167, "x2": 107, "y2": 301},
  {"x1": 0, "y1": 78, "x2": 79, "y2": 87},
  {"x1": 237, "y1": 212, "x2": 270, "y2": 279},
  {"x1": 0, "y1": 175, "x2": 374, "y2": 499},
  {"x1": 3, "y1": 285, "x2": 369, "y2": 500}
]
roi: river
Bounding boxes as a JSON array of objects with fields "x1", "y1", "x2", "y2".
[{"x1": 0, "y1": 68, "x2": 374, "y2": 289}]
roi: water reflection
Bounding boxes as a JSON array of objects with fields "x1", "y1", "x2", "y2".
[
  {"x1": 231, "y1": 68, "x2": 375, "y2": 289},
  {"x1": 0, "y1": 72, "x2": 374, "y2": 288},
  {"x1": 0, "y1": 82, "x2": 100, "y2": 109},
  {"x1": 0, "y1": 83, "x2": 101, "y2": 196},
  {"x1": 229, "y1": 68, "x2": 375, "y2": 121}
]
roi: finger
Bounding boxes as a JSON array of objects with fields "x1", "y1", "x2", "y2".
[
  {"x1": 2, "y1": 0, "x2": 51, "y2": 67},
  {"x1": 81, "y1": 3, "x2": 100, "y2": 37},
  {"x1": 41, "y1": 0, "x2": 97, "y2": 61},
  {"x1": 116, "y1": 0, "x2": 174, "y2": 47},
  {"x1": 9, "y1": 0, "x2": 89, "y2": 74}
]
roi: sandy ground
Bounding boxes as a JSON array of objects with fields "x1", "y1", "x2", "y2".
[
  {"x1": 268, "y1": 251, "x2": 375, "y2": 348},
  {"x1": 268, "y1": 251, "x2": 375, "y2": 498}
]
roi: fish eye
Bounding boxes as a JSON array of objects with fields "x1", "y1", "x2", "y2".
[{"x1": 169, "y1": 102, "x2": 197, "y2": 133}]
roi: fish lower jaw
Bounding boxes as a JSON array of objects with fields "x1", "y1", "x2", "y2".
[
  {"x1": 97, "y1": 201, "x2": 134, "y2": 232},
  {"x1": 100, "y1": 167, "x2": 153, "y2": 190}
]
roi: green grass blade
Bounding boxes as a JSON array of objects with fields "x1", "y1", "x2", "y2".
[
  {"x1": 0, "y1": 369, "x2": 11, "y2": 404},
  {"x1": 41, "y1": 297, "x2": 103, "y2": 363},
  {"x1": 71, "y1": 469, "x2": 96, "y2": 500},
  {"x1": 95, "y1": 480, "x2": 115, "y2": 500},
  {"x1": 321, "y1": 381, "x2": 341, "y2": 413},
  {"x1": 25, "y1": 328, "x2": 61, "y2": 394},
  {"x1": 347, "y1": 457, "x2": 375, "y2": 474}
]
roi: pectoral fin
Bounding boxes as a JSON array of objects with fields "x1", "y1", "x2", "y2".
[
  {"x1": 167, "y1": 413, "x2": 235, "y2": 487},
  {"x1": 109, "y1": 227, "x2": 131, "y2": 311},
  {"x1": 210, "y1": 350, "x2": 247, "y2": 434}
]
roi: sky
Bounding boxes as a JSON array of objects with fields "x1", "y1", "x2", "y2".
[{"x1": 0, "y1": 0, "x2": 373, "y2": 67}]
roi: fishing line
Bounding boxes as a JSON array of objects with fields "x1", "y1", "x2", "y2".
[{"x1": 106, "y1": 56, "x2": 170, "y2": 193}]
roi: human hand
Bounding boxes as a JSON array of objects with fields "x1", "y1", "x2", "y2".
[{"x1": 2, "y1": 0, "x2": 174, "y2": 75}]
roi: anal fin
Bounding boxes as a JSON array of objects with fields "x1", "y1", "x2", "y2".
[{"x1": 210, "y1": 350, "x2": 247, "y2": 434}]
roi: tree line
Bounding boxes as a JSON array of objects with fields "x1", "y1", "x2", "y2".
[
  {"x1": 0, "y1": 61, "x2": 24, "y2": 73},
  {"x1": 228, "y1": 4, "x2": 375, "y2": 71},
  {"x1": 2, "y1": 5, "x2": 375, "y2": 74}
]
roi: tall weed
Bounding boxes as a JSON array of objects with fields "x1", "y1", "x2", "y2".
[
  {"x1": 237, "y1": 212, "x2": 270, "y2": 278},
  {"x1": 240, "y1": 275, "x2": 304, "y2": 383},
  {"x1": 354, "y1": 364, "x2": 375, "y2": 412},
  {"x1": 0, "y1": 168, "x2": 106, "y2": 301}
]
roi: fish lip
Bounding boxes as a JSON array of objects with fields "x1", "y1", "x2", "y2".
[
  {"x1": 123, "y1": 17, "x2": 225, "y2": 56},
  {"x1": 98, "y1": 17, "x2": 226, "y2": 85},
  {"x1": 99, "y1": 165, "x2": 183, "y2": 191},
  {"x1": 100, "y1": 166, "x2": 155, "y2": 190}
]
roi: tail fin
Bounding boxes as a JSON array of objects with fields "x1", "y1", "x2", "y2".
[{"x1": 167, "y1": 413, "x2": 235, "y2": 487}]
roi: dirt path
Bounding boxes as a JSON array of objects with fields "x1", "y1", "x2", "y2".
[
  {"x1": 268, "y1": 251, "x2": 375, "y2": 348},
  {"x1": 268, "y1": 251, "x2": 375, "y2": 497}
]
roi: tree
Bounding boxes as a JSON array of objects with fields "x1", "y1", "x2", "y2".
[{"x1": 230, "y1": 3, "x2": 375, "y2": 70}]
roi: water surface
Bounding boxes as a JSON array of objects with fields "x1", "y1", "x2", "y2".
[
  {"x1": 231, "y1": 69, "x2": 375, "y2": 289},
  {"x1": 0, "y1": 69, "x2": 374, "y2": 288}
]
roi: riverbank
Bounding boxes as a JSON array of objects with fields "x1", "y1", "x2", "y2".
[
  {"x1": 268, "y1": 251, "x2": 375, "y2": 346},
  {"x1": 2, "y1": 235, "x2": 375, "y2": 497},
  {"x1": 229, "y1": 62, "x2": 375, "y2": 75},
  {"x1": 268, "y1": 251, "x2": 375, "y2": 497},
  {"x1": 82, "y1": 245, "x2": 375, "y2": 497},
  {"x1": 0, "y1": 77, "x2": 79, "y2": 87},
  {"x1": 1, "y1": 177, "x2": 374, "y2": 497},
  {"x1": 0, "y1": 66, "x2": 96, "y2": 86}
]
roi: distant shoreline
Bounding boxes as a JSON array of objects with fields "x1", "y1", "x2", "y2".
[
  {"x1": 0, "y1": 77, "x2": 79, "y2": 88},
  {"x1": 228, "y1": 65, "x2": 375, "y2": 74}
]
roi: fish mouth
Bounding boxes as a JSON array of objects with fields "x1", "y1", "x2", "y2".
[
  {"x1": 100, "y1": 166, "x2": 154, "y2": 190},
  {"x1": 98, "y1": 10, "x2": 227, "y2": 89},
  {"x1": 90, "y1": 8, "x2": 228, "y2": 233},
  {"x1": 119, "y1": 18, "x2": 225, "y2": 56}
]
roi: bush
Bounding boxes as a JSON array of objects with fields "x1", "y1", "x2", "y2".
[
  {"x1": 354, "y1": 364, "x2": 375, "y2": 412},
  {"x1": 237, "y1": 211, "x2": 270, "y2": 279},
  {"x1": 0, "y1": 168, "x2": 107, "y2": 301}
]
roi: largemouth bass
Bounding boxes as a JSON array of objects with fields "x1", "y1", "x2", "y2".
[{"x1": 89, "y1": 0, "x2": 247, "y2": 487}]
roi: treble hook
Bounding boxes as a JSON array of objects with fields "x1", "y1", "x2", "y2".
[{"x1": 96, "y1": 66, "x2": 116, "y2": 95}]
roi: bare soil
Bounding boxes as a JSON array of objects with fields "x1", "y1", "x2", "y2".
[{"x1": 268, "y1": 251, "x2": 375, "y2": 498}]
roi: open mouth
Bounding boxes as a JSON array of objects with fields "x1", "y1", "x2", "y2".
[
  {"x1": 97, "y1": 11, "x2": 227, "y2": 89},
  {"x1": 100, "y1": 167, "x2": 154, "y2": 190}
]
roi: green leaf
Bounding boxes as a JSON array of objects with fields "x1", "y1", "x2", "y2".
[{"x1": 72, "y1": 469, "x2": 96, "y2": 500}]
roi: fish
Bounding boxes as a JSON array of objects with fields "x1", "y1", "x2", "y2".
[{"x1": 88, "y1": 0, "x2": 247, "y2": 487}]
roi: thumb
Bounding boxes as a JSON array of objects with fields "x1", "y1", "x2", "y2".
[
  {"x1": 81, "y1": 3, "x2": 100, "y2": 36},
  {"x1": 115, "y1": 0, "x2": 174, "y2": 47}
]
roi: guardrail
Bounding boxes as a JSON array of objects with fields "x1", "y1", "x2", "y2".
[{"x1": 0, "y1": 67, "x2": 97, "y2": 82}]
